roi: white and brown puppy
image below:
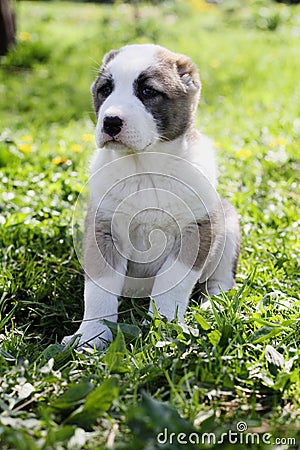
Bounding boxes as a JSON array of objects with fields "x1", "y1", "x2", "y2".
[{"x1": 63, "y1": 44, "x2": 240, "y2": 350}]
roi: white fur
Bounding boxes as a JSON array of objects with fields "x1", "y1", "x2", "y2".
[
  {"x1": 62, "y1": 44, "x2": 239, "y2": 350},
  {"x1": 150, "y1": 259, "x2": 201, "y2": 321},
  {"x1": 95, "y1": 45, "x2": 159, "y2": 151}
]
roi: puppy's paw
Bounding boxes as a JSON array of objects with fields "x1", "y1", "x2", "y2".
[
  {"x1": 62, "y1": 325, "x2": 113, "y2": 352},
  {"x1": 200, "y1": 298, "x2": 213, "y2": 311},
  {"x1": 61, "y1": 334, "x2": 82, "y2": 348}
]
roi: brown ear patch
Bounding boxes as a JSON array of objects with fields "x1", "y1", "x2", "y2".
[
  {"x1": 156, "y1": 47, "x2": 201, "y2": 93},
  {"x1": 133, "y1": 49, "x2": 201, "y2": 141},
  {"x1": 176, "y1": 54, "x2": 201, "y2": 92}
]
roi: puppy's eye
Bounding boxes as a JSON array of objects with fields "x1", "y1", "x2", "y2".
[
  {"x1": 141, "y1": 86, "x2": 160, "y2": 99},
  {"x1": 97, "y1": 82, "x2": 113, "y2": 97}
]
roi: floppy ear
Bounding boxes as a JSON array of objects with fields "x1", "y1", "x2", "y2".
[
  {"x1": 102, "y1": 49, "x2": 119, "y2": 66},
  {"x1": 90, "y1": 49, "x2": 119, "y2": 96},
  {"x1": 176, "y1": 54, "x2": 201, "y2": 92}
]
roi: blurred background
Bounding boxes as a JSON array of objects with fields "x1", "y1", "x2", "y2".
[
  {"x1": 0, "y1": 3, "x2": 299, "y2": 448},
  {"x1": 1, "y1": 0, "x2": 300, "y2": 129}
]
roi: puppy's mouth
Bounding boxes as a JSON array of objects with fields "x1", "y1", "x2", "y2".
[
  {"x1": 105, "y1": 137, "x2": 123, "y2": 145},
  {"x1": 100, "y1": 135, "x2": 153, "y2": 153},
  {"x1": 102, "y1": 137, "x2": 131, "y2": 151}
]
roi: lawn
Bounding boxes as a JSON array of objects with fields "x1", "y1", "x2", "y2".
[{"x1": 0, "y1": 0, "x2": 299, "y2": 448}]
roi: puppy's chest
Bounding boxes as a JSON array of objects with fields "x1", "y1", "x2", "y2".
[{"x1": 94, "y1": 174, "x2": 202, "y2": 230}]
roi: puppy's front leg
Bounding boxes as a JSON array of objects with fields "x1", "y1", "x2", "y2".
[
  {"x1": 64, "y1": 278, "x2": 120, "y2": 350},
  {"x1": 150, "y1": 259, "x2": 200, "y2": 322},
  {"x1": 63, "y1": 219, "x2": 127, "y2": 350}
]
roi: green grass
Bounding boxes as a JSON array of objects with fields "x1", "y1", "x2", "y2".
[{"x1": 0, "y1": 0, "x2": 299, "y2": 448}]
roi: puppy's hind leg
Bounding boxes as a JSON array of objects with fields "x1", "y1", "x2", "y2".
[
  {"x1": 204, "y1": 199, "x2": 240, "y2": 299},
  {"x1": 150, "y1": 259, "x2": 201, "y2": 322},
  {"x1": 149, "y1": 225, "x2": 205, "y2": 322}
]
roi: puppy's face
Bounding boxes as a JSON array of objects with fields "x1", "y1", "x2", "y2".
[{"x1": 91, "y1": 44, "x2": 201, "y2": 152}]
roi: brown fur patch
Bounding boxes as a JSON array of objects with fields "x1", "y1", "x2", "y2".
[
  {"x1": 178, "y1": 198, "x2": 239, "y2": 274},
  {"x1": 132, "y1": 48, "x2": 201, "y2": 141}
]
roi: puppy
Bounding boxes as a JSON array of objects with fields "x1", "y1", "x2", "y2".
[{"x1": 63, "y1": 44, "x2": 240, "y2": 350}]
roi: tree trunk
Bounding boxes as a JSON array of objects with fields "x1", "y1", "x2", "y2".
[{"x1": 0, "y1": 0, "x2": 16, "y2": 56}]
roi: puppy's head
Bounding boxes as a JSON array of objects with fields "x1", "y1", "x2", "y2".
[{"x1": 91, "y1": 44, "x2": 201, "y2": 152}]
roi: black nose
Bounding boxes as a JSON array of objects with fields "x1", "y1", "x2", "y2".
[{"x1": 102, "y1": 116, "x2": 123, "y2": 137}]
